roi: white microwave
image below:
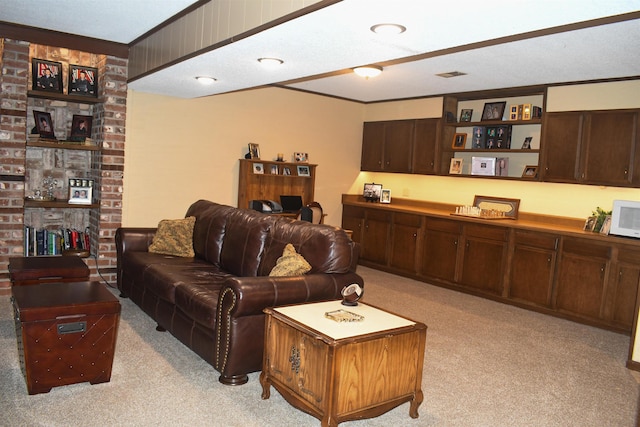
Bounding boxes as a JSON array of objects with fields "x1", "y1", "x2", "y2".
[{"x1": 610, "y1": 200, "x2": 640, "y2": 238}]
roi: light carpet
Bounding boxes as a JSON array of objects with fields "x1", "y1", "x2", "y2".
[{"x1": 1, "y1": 266, "x2": 638, "y2": 426}]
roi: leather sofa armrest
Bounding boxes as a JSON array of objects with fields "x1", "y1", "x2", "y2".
[
  {"x1": 115, "y1": 227, "x2": 157, "y2": 289},
  {"x1": 219, "y1": 272, "x2": 364, "y2": 318}
]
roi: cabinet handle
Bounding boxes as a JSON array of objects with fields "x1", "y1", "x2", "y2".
[
  {"x1": 547, "y1": 257, "x2": 551, "y2": 263},
  {"x1": 625, "y1": 170, "x2": 628, "y2": 175}
]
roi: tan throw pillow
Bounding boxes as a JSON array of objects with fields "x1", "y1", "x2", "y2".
[
  {"x1": 269, "y1": 243, "x2": 312, "y2": 277},
  {"x1": 149, "y1": 216, "x2": 196, "y2": 257}
]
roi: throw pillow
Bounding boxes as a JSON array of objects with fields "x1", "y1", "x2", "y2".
[
  {"x1": 269, "y1": 243, "x2": 312, "y2": 277},
  {"x1": 149, "y1": 216, "x2": 196, "y2": 257}
]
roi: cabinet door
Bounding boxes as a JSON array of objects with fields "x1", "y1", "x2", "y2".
[
  {"x1": 383, "y1": 120, "x2": 414, "y2": 173},
  {"x1": 582, "y1": 111, "x2": 638, "y2": 186},
  {"x1": 361, "y1": 210, "x2": 391, "y2": 265},
  {"x1": 540, "y1": 112, "x2": 583, "y2": 183},
  {"x1": 554, "y1": 238, "x2": 610, "y2": 320},
  {"x1": 412, "y1": 118, "x2": 439, "y2": 175},
  {"x1": 361, "y1": 122, "x2": 385, "y2": 171},
  {"x1": 607, "y1": 248, "x2": 640, "y2": 330},
  {"x1": 421, "y1": 218, "x2": 460, "y2": 282},
  {"x1": 459, "y1": 224, "x2": 508, "y2": 295},
  {"x1": 341, "y1": 205, "x2": 364, "y2": 243},
  {"x1": 508, "y1": 231, "x2": 558, "y2": 307},
  {"x1": 390, "y1": 213, "x2": 422, "y2": 274}
]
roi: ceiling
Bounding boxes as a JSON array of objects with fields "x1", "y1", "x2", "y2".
[{"x1": 2, "y1": 0, "x2": 640, "y2": 103}]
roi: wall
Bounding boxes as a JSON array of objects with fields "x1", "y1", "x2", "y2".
[
  {"x1": 123, "y1": 87, "x2": 364, "y2": 226},
  {"x1": 124, "y1": 80, "x2": 640, "y2": 228}
]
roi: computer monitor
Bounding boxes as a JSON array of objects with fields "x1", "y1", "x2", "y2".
[{"x1": 279, "y1": 195, "x2": 303, "y2": 213}]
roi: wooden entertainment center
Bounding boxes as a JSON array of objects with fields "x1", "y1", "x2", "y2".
[{"x1": 342, "y1": 194, "x2": 639, "y2": 335}]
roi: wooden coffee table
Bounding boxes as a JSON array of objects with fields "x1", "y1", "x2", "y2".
[
  {"x1": 12, "y1": 281, "x2": 120, "y2": 394},
  {"x1": 260, "y1": 301, "x2": 427, "y2": 426},
  {"x1": 8, "y1": 256, "x2": 89, "y2": 286}
]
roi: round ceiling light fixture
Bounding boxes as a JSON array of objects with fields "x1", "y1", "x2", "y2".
[
  {"x1": 195, "y1": 76, "x2": 217, "y2": 85},
  {"x1": 258, "y1": 57, "x2": 284, "y2": 68},
  {"x1": 370, "y1": 23, "x2": 406, "y2": 35},
  {"x1": 353, "y1": 65, "x2": 383, "y2": 79}
]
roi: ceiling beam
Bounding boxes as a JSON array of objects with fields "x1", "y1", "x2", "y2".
[{"x1": 0, "y1": 21, "x2": 128, "y2": 58}]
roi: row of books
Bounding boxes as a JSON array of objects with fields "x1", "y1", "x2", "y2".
[{"x1": 23, "y1": 226, "x2": 90, "y2": 256}]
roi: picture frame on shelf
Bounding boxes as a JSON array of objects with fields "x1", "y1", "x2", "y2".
[
  {"x1": 294, "y1": 152, "x2": 308, "y2": 162},
  {"x1": 32, "y1": 59, "x2": 62, "y2": 93},
  {"x1": 599, "y1": 215, "x2": 612, "y2": 235},
  {"x1": 248, "y1": 143, "x2": 260, "y2": 159},
  {"x1": 481, "y1": 101, "x2": 506, "y2": 121},
  {"x1": 452, "y1": 133, "x2": 467, "y2": 149},
  {"x1": 472, "y1": 127, "x2": 485, "y2": 149},
  {"x1": 68, "y1": 65, "x2": 98, "y2": 97},
  {"x1": 473, "y1": 195, "x2": 520, "y2": 220},
  {"x1": 449, "y1": 158, "x2": 463, "y2": 174},
  {"x1": 521, "y1": 165, "x2": 538, "y2": 179},
  {"x1": 471, "y1": 156, "x2": 496, "y2": 176},
  {"x1": 363, "y1": 183, "x2": 383, "y2": 202},
  {"x1": 68, "y1": 179, "x2": 93, "y2": 205},
  {"x1": 69, "y1": 114, "x2": 92, "y2": 142},
  {"x1": 459, "y1": 109, "x2": 473, "y2": 122},
  {"x1": 584, "y1": 216, "x2": 597, "y2": 232},
  {"x1": 380, "y1": 189, "x2": 391, "y2": 204},
  {"x1": 297, "y1": 165, "x2": 311, "y2": 177},
  {"x1": 33, "y1": 110, "x2": 55, "y2": 139},
  {"x1": 270, "y1": 164, "x2": 278, "y2": 174},
  {"x1": 521, "y1": 137, "x2": 532, "y2": 149},
  {"x1": 496, "y1": 157, "x2": 509, "y2": 176},
  {"x1": 252, "y1": 163, "x2": 264, "y2": 174},
  {"x1": 282, "y1": 166, "x2": 292, "y2": 176}
]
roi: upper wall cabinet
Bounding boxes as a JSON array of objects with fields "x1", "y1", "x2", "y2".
[
  {"x1": 361, "y1": 118, "x2": 440, "y2": 174},
  {"x1": 540, "y1": 109, "x2": 640, "y2": 187}
]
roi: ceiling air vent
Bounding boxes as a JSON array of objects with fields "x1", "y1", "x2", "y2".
[{"x1": 436, "y1": 71, "x2": 467, "y2": 78}]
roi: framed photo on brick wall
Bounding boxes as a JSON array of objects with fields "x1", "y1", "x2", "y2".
[
  {"x1": 68, "y1": 65, "x2": 98, "y2": 97},
  {"x1": 33, "y1": 110, "x2": 55, "y2": 139},
  {"x1": 32, "y1": 59, "x2": 62, "y2": 93}
]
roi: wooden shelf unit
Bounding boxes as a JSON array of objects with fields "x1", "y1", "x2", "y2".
[{"x1": 237, "y1": 159, "x2": 316, "y2": 210}]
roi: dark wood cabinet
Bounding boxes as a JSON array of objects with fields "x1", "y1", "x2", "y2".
[
  {"x1": 540, "y1": 112, "x2": 583, "y2": 183},
  {"x1": 341, "y1": 205, "x2": 364, "y2": 244},
  {"x1": 420, "y1": 217, "x2": 460, "y2": 282},
  {"x1": 508, "y1": 231, "x2": 558, "y2": 307},
  {"x1": 411, "y1": 118, "x2": 440, "y2": 175},
  {"x1": 389, "y1": 213, "x2": 423, "y2": 274},
  {"x1": 554, "y1": 238, "x2": 611, "y2": 320},
  {"x1": 541, "y1": 109, "x2": 640, "y2": 186},
  {"x1": 361, "y1": 209, "x2": 391, "y2": 264},
  {"x1": 582, "y1": 111, "x2": 639, "y2": 186},
  {"x1": 459, "y1": 224, "x2": 508, "y2": 296},
  {"x1": 342, "y1": 196, "x2": 640, "y2": 333},
  {"x1": 361, "y1": 120, "x2": 414, "y2": 172},
  {"x1": 606, "y1": 247, "x2": 640, "y2": 330}
]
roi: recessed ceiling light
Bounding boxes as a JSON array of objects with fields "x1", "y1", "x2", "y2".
[
  {"x1": 353, "y1": 65, "x2": 383, "y2": 79},
  {"x1": 195, "y1": 76, "x2": 217, "y2": 85},
  {"x1": 258, "y1": 57, "x2": 284, "y2": 68},
  {"x1": 370, "y1": 23, "x2": 406, "y2": 35}
]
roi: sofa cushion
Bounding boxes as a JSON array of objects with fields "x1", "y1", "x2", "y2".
[
  {"x1": 269, "y1": 243, "x2": 312, "y2": 276},
  {"x1": 258, "y1": 218, "x2": 355, "y2": 276},
  {"x1": 186, "y1": 201, "x2": 236, "y2": 265},
  {"x1": 219, "y1": 209, "x2": 274, "y2": 277},
  {"x1": 149, "y1": 216, "x2": 196, "y2": 257},
  {"x1": 174, "y1": 283, "x2": 223, "y2": 329}
]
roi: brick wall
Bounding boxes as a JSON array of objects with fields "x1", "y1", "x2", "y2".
[{"x1": 0, "y1": 39, "x2": 126, "y2": 294}]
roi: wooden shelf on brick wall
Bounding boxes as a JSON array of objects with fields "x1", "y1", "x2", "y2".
[
  {"x1": 24, "y1": 199, "x2": 99, "y2": 209},
  {"x1": 26, "y1": 139, "x2": 100, "y2": 151},
  {"x1": 27, "y1": 90, "x2": 102, "y2": 104}
]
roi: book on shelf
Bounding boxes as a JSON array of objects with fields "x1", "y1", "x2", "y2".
[{"x1": 23, "y1": 225, "x2": 90, "y2": 256}]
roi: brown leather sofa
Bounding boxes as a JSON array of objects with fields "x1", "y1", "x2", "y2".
[{"x1": 116, "y1": 200, "x2": 362, "y2": 385}]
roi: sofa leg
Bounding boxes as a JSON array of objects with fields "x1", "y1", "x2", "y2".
[
  {"x1": 156, "y1": 324, "x2": 166, "y2": 332},
  {"x1": 219, "y1": 374, "x2": 248, "y2": 386}
]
